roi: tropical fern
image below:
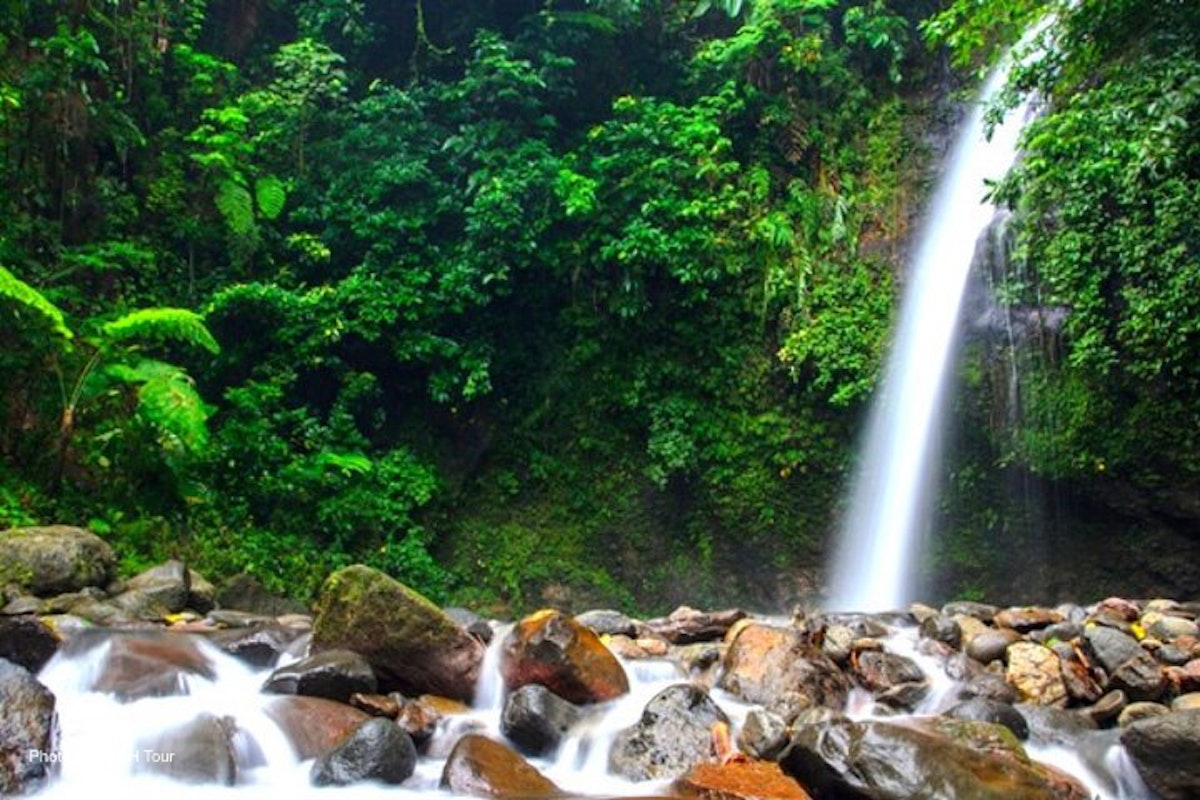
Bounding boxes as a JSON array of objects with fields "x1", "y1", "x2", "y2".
[
  {"x1": 254, "y1": 174, "x2": 287, "y2": 220},
  {"x1": 106, "y1": 359, "x2": 213, "y2": 453},
  {"x1": 102, "y1": 308, "x2": 221, "y2": 354},
  {"x1": 0, "y1": 264, "x2": 73, "y2": 342},
  {"x1": 216, "y1": 179, "x2": 256, "y2": 236}
]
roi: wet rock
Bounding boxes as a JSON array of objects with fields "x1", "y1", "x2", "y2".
[
  {"x1": 0, "y1": 526, "x2": 115, "y2": 597},
  {"x1": 676, "y1": 643, "x2": 724, "y2": 682},
  {"x1": 1157, "y1": 643, "x2": 1191, "y2": 666},
  {"x1": 941, "y1": 601, "x2": 998, "y2": 622},
  {"x1": 1121, "y1": 709, "x2": 1200, "y2": 800},
  {"x1": 1006, "y1": 643, "x2": 1068, "y2": 707},
  {"x1": 1083, "y1": 625, "x2": 1142, "y2": 673},
  {"x1": 780, "y1": 716, "x2": 1089, "y2": 800},
  {"x1": 946, "y1": 698, "x2": 1029, "y2": 739},
  {"x1": 0, "y1": 658, "x2": 58, "y2": 795},
  {"x1": 207, "y1": 623, "x2": 304, "y2": 667},
  {"x1": 1108, "y1": 649, "x2": 1166, "y2": 701},
  {"x1": 644, "y1": 607, "x2": 747, "y2": 645},
  {"x1": 675, "y1": 760, "x2": 812, "y2": 800},
  {"x1": 264, "y1": 649, "x2": 376, "y2": 702},
  {"x1": 1118, "y1": 702, "x2": 1170, "y2": 727},
  {"x1": 609, "y1": 683, "x2": 728, "y2": 781},
  {"x1": 1030, "y1": 622, "x2": 1084, "y2": 645},
  {"x1": 820, "y1": 625, "x2": 853, "y2": 665},
  {"x1": 1095, "y1": 597, "x2": 1141, "y2": 622},
  {"x1": 719, "y1": 623, "x2": 849, "y2": 723},
  {"x1": 853, "y1": 651, "x2": 925, "y2": 693},
  {"x1": 264, "y1": 696, "x2": 370, "y2": 759},
  {"x1": 995, "y1": 607, "x2": 1064, "y2": 633},
  {"x1": 396, "y1": 696, "x2": 451, "y2": 748},
  {"x1": 875, "y1": 682, "x2": 931, "y2": 713},
  {"x1": 500, "y1": 609, "x2": 628, "y2": 705},
  {"x1": 737, "y1": 708, "x2": 789, "y2": 760},
  {"x1": 215, "y1": 573, "x2": 307, "y2": 617},
  {"x1": 2, "y1": 596, "x2": 42, "y2": 616},
  {"x1": 350, "y1": 692, "x2": 401, "y2": 719},
  {"x1": 1172, "y1": 693, "x2": 1200, "y2": 711},
  {"x1": 115, "y1": 560, "x2": 190, "y2": 619},
  {"x1": 310, "y1": 717, "x2": 416, "y2": 787},
  {"x1": 1016, "y1": 704, "x2": 1097, "y2": 744},
  {"x1": 135, "y1": 712, "x2": 236, "y2": 785},
  {"x1": 1059, "y1": 657, "x2": 1102, "y2": 704},
  {"x1": 967, "y1": 628, "x2": 1022, "y2": 665},
  {"x1": 1081, "y1": 690, "x2": 1127, "y2": 725},
  {"x1": 0, "y1": 615, "x2": 60, "y2": 672},
  {"x1": 574, "y1": 609, "x2": 638, "y2": 638},
  {"x1": 83, "y1": 632, "x2": 216, "y2": 701},
  {"x1": 312, "y1": 565, "x2": 484, "y2": 703},
  {"x1": 1144, "y1": 613, "x2": 1200, "y2": 641},
  {"x1": 467, "y1": 621, "x2": 494, "y2": 645},
  {"x1": 440, "y1": 733, "x2": 561, "y2": 798},
  {"x1": 919, "y1": 615, "x2": 962, "y2": 649},
  {"x1": 500, "y1": 684, "x2": 585, "y2": 756}
]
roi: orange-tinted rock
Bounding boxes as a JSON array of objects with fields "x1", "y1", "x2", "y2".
[
  {"x1": 645, "y1": 607, "x2": 747, "y2": 644},
  {"x1": 501, "y1": 609, "x2": 629, "y2": 704},
  {"x1": 263, "y1": 696, "x2": 370, "y2": 758},
  {"x1": 675, "y1": 761, "x2": 813, "y2": 800},
  {"x1": 718, "y1": 624, "x2": 849, "y2": 721},
  {"x1": 83, "y1": 632, "x2": 215, "y2": 701},
  {"x1": 439, "y1": 733, "x2": 561, "y2": 798},
  {"x1": 995, "y1": 607, "x2": 1065, "y2": 633},
  {"x1": 350, "y1": 692, "x2": 401, "y2": 718}
]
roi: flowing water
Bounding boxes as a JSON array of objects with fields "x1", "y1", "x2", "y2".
[{"x1": 826, "y1": 64, "x2": 1036, "y2": 612}]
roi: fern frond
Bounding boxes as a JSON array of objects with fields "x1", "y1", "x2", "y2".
[
  {"x1": 0, "y1": 265, "x2": 73, "y2": 342},
  {"x1": 254, "y1": 175, "x2": 287, "y2": 220},
  {"x1": 312, "y1": 450, "x2": 373, "y2": 476},
  {"x1": 102, "y1": 308, "x2": 220, "y2": 354},
  {"x1": 108, "y1": 359, "x2": 213, "y2": 453},
  {"x1": 216, "y1": 180, "x2": 256, "y2": 236}
]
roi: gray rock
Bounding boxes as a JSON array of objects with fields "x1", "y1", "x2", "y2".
[
  {"x1": 1109, "y1": 649, "x2": 1166, "y2": 701},
  {"x1": 215, "y1": 573, "x2": 307, "y2": 617},
  {"x1": 919, "y1": 615, "x2": 962, "y2": 649},
  {"x1": 310, "y1": 717, "x2": 416, "y2": 787},
  {"x1": 1118, "y1": 702, "x2": 1170, "y2": 727},
  {"x1": 207, "y1": 623, "x2": 304, "y2": 668},
  {"x1": 1121, "y1": 709, "x2": 1200, "y2": 800},
  {"x1": 966, "y1": 629, "x2": 1021, "y2": 665},
  {"x1": 821, "y1": 625, "x2": 854, "y2": 665},
  {"x1": 719, "y1": 623, "x2": 850, "y2": 723},
  {"x1": 120, "y1": 560, "x2": 190, "y2": 616},
  {"x1": 134, "y1": 713, "x2": 236, "y2": 785},
  {"x1": 0, "y1": 658, "x2": 58, "y2": 794},
  {"x1": 737, "y1": 708, "x2": 789, "y2": 760},
  {"x1": 574, "y1": 609, "x2": 638, "y2": 638},
  {"x1": 501, "y1": 684, "x2": 585, "y2": 756},
  {"x1": 1148, "y1": 616, "x2": 1200, "y2": 641},
  {"x1": 1081, "y1": 690, "x2": 1127, "y2": 725},
  {"x1": 0, "y1": 526, "x2": 115, "y2": 596},
  {"x1": 853, "y1": 651, "x2": 925, "y2": 693},
  {"x1": 1016, "y1": 704, "x2": 1097, "y2": 745},
  {"x1": 264, "y1": 649, "x2": 376, "y2": 703},
  {"x1": 609, "y1": 683, "x2": 728, "y2": 781},
  {"x1": 946, "y1": 698, "x2": 1029, "y2": 739},
  {"x1": 0, "y1": 616, "x2": 60, "y2": 673},
  {"x1": 941, "y1": 601, "x2": 998, "y2": 622},
  {"x1": 1084, "y1": 626, "x2": 1142, "y2": 673}
]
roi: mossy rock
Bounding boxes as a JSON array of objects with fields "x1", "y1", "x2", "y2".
[
  {"x1": 0, "y1": 526, "x2": 115, "y2": 597},
  {"x1": 311, "y1": 565, "x2": 483, "y2": 703}
]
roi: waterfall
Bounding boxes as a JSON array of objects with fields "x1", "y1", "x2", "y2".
[{"x1": 826, "y1": 63, "x2": 1036, "y2": 612}]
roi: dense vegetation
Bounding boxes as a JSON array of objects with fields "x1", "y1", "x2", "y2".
[{"x1": 1, "y1": 0, "x2": 1196, "y2": 611}]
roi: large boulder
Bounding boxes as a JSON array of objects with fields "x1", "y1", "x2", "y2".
[
  {"x1": 500, "y1": 684, "x2": 585, "y2": 756},
  {"x1": 0, "y1": 658, "x2": 58, "y2": 795},
  {"x1": 134, "y1": 713, "x2": 236, "y2": 785},
  {"x1": 1121, "y1": 709, "x2": 1200, "y2": 800},
  {"x1": 74, "y1": 631, "x2": 216, "y2": 702},
  {"x1": 114, "y1": 560, "x2": 190, "y2": 618},
  {"x1": 1083, "y1": 626, "x2": 1142, "y2": 674},
  {"x1": 311, "y1": 565, "x2": 484, "y2": 703},
  {"x1": 644, "y1": 607, "x2": 747, "y2": 644},
  {"x1": 264, "y1": 649, "x2": 376, "y2": 703},
  {"x1": 500, "y1": 609, "x2": 629, "y2": 705},
  {"x1": 310, "y1": 717, "x2": 416, "y2": 787},
  {"x1": 0, "y1": 616, "x2": 61, "y2": 673},
  {"x1": 780, "y1": 717, "x2": 1090, "y2": 800},
  {"x1": 440, "y1": 734, "x2": 561, "y2": 798},
  {"x1": 264, "y1": 696, "x2": 370, "y2": 759},
  {"x1": 0, "y1": 526, "x2": 115, "y2": 597},
  {"x1": 609, "y1": 683, "x2": 728, "y2": 781},
  {"x1": 215, "y1": 573, "x2": 307, "y2": 617},
  {"x1": 718, "y1": 623, "x2": 849, "y2": 722}
]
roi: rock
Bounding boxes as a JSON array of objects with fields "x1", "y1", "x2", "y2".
[
  {"x1": 635, "y1": 637, "x2": 670, "y2": 657},
  {"x1": 942, "y1": 601, "x2": 998, "y2": 622},
  {"x1": 467, "y1": 621, "x2": 494, "y2": 645},
  {"x1": 311, "y1": 565, "x2": 484, "y2": 703},
  {"x1": 1006, "y1": 643, "x2": 1068, "y2": 707},
  {"x1": 264, "y1": 649, "x2": 376, "y2": 703},
  {"x1": 0, "y1": 658, "x2": 58, "y2": 795},
  {"x1": 1166, "y1": 659, "x2": 1200, "y2": 694},
  {"x1": 737, "y1": 708, "x2": 789, "y2": 760},
  {"x1": 1095, "y1": 597, "x2": 1141, "y2": 622},
  {"x1": 995, "y1": 607, "x2": 1064, "y2": 633},
  {"x1": 1016, "y1": 705, "x2": 1098, "y2": 744},
  {"x1": 675, "y1": 760, "x2": 812, "y2": 800},
  {"x1": 821, "y1": 625, "x2": 854, "y2": 665},
  {"x1": 116, "y1": 560, "x2": 191, "y2": 619},
  {"x1": 574, "y1": 609, "x2": 638, "y2": 638},
  {"x1": 396, "y1": 696, "x2": 451, "y2": 748},
  {"x1": 952, "y1": 614, "x2": 990, "y2": 646},
  {"x1": 609, "y1": 683, "x2": 728, "y2": 781},
  {"x1": 215, "y1": 573, "x2": 307, "y2": 616},
  {"x1": 644, "y1": 607, "x2": 747, "y2": 644},
  {"x1": 1108, "y1": 649, "x2": 1166, "y2": 701},
  {"x1": 350, "y1": 692, "x2": 401, "y2": 719},
  {"x1": 853, "y1": 651, "x2": 925, "y2": 693},
  {"x1": 206, "y1": 623, "x2": 304, "y2": 667},
  {"x1": 780, "y1": 716, "x2": 1089, "y2": 800},
  {"x1": 2, "y1": 596, "x2": 42, "y2": 616},
  {"x1": 718, "y1": 623, "x2": 850, "y2": 723},
  {"x1": 500, "y1": 609, "x2": 628, "y2": 705},
  {"x1": 946, "y1": 698, "x2": 1029, "y2": 739},
  {"x1": 501, "y1": 684, "x2": 585, "y2": 756},
  {"x1": 264, "y1": 696, "x2": 370, "y2": 759},
  {"x1": 310, "y1": 717, "x2": 416, "y2": 787},
  {"x1": 1172, "y1": 693, "x2": 1200, "y2": 711},
  {"x1": 1059, "y1": 656, "x2": 1102, "y2": 704},
  {"x1": 1118, "y1": 702, "x2": 1170, "y2": 727},
  {"x1": 0, "y1": 615, "x2": 61, "y2": 672},
  {"x1": 207, "y1": 609, "x2": 274, "y2": 628},
  {"x1": 1030, "y1": 622, "x2": 1084, "y2": 645},
  {"x1": 135, "y1": 713, "x2": 236, "y2": 785},
  {"x1": 0, "y1": 526, "x2": 115, "y2": 597},
  {"x1": 1121, "y1": 709, "x2": 1200, "y2": 800},
  {"x1": 676, "y1": 643, "x2": 724, "y2": 682},
  {"x1": 1157, "y1": 644, "x2": 1191, "y2": 666},
  {"x1": 185, "y1": 568, "x2": 215, "y2": 613},
  {"x1": 440, "y1": 734, "x2": 561, "y2": 798},
  {"x1": 1081, "y1": 690, "x2": 1127, "y2": 725},
  {"x1": 920, "y1": 615, "x2": 963, "y2": 649},
  {"x1": 1144, "y1": 613, "x2": 1199, "y2": 641},
  {"x1": 967, "y1": 628, "x2": 1022, "y2": 665},
  {"x1": 1083, "y1": 625, "x2": 1142, "y2": 673},
  {"x1": 79, "y1": 631, "x2": 216, "y2": 701}
]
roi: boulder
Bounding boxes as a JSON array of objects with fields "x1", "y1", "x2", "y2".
[
  {"x1": 1005, "y1": 643, "x2": 1067, "y2": 707},
  {"x1": 995, "y1": 607, "x2": 1064, "y2": 633},
  {"x1": 675, "y1": 760, "x2": 812, "y2": 800},
  {"x1": 1108, "y1": 649, "x2": 1166, "y2": 701},
  {"x1": 79, "y1": 631, "x2": 216, "y2": 701},
  {"x1": 946, "y1": 698, "x2": 1029, "y2": 739},
  {"x1": 966, "y1": 628, "x2": 1022, "y2": 665},
  {"x1": 1083, "y1": 626, "x2": 1142, "y2": 674},
  {"x1": 115, "y1": 560, "x2": 191, "y2": 618},
  {"x1": 941, "y1": 601, "x2": 998, "y2": 622},
  {"x1": 0, "y1": 615, "x2": 61, "y2": 673},
  {"x1": 311, "y1": 565, "x2": 484, "y2": 703},
  {"x1": 574, "y1": 609, "x2": 638, "y2": 638},
  {"x1": 853, "y1": 651, "x2": 925, "y2": 693},
  {"x1": 919, "y1": 615, "x2": 963, "y2": 649},
  {"x1": 215, "y1": 573, "x2": 307, "y2": 616},
  {"x1": 0, "y1": 658, "x2": 58, "y2": 795},
  {"x1": 310, "y1": 717, "x2": 416, "y2": 787},
  {"x1": 737, "y1": 708, "x2": 789, "y2": 760},
  {"x1": 609, "y1": 683, "x2": 728, "y2": 781},
  {"x1": 207, "y1": 623, "x2": 303, "y2": 667},
  {"x1": 500, "y1": 684, "x2": 585, "y2": 756},
  {"x1": 644, "y1": 607, "x2": 747, "y2": 644},
  {"x1": 0, "y1": 526, "x2": 115, "y2": 596},
  {"x1": 780, "y1": 717, "x2": 1090, "y2": 800},
  {"x1": 440, "y1": 734, "x2": 561, "y2": 798},
  {"x1": 1118, "y1": 702, "x2": 1170, "y2": 727},
  {"x1": 134, "y1": 713, "x2": 236, "y2": 785},
  {"x1": 264, "y1": 649, "x2": 376, "y2": 703},
  {"x1": 718, "y1": 623, "x2": 849, "y2": 722},
  {"x1": 500, "y1": 609, "x2": 628, "y2": 705},
  {"x1": 1121, "y1": 709, "x2": 1200, "y2": 800},
  {"x1": 264, "y1": 696, "x2": 370, "y2": 759}
]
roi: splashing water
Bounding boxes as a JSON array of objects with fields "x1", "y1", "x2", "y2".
[{"x1": 826, "y1": 63, "x2": 1036, "y2": 612}]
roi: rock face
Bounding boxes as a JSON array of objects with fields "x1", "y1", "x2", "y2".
[
  {"x1": 440, "y1": 734, "x2": 561, "y2": 798},
  {"x1": 311, "y1": 565, "x2": 484, "y2": 703},
  {"x1": 500, "y1": 609, "x2": 629, "y2": 705},
  {"x1": 500, "y1": 684, "x2": 584, "y2": 756},
  {"x1": 609, "y1": 683, "x2": 728, "y2": 781},
  {"x1": 264, "y1": 649, "x2": 376, "y2": 703},
  {"x1": 310, "y1": 717, "x2": 416, "y2": 787},
  {"x1": 1121, "y1": 709, "x2": 1200, "y2": 800},
  {"x1": 0, "y1": 526, "x2": 115, "y2": 596},
  {"x1": 780, "y1": 717, "x2": 1089, "y2": 800},
  {"x1": 0, "y1": 658, "x2": 58, "y2": 795},
  {"x1": 718, "y1": 623, "x2": 849, "y2": 722}
]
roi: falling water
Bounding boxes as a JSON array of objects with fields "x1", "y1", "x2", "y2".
[{"x1": 827, "y1": 63, "x2": 1036, "y2": 612}]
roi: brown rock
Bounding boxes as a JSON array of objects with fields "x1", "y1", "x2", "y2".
[
  {"x1": 263, "y1": 695, "x2": 370, "y2": 758},
  {"x1": 645, "y1": 607, "x2": 747, "y2": 645},
  {"x1": 995, "y1": 607, "x2": 1064, "y2": 633},
  {"x1": 1095, "y1": 597, "x2": 1142, "y2": 622},
  {"x1": 675, "y1": 760, "x2": 812, "y2": 800},
  {"x1": 1060, "y1": 657, "x2": 1102, "y2": 704},
  {"x1": 82, "y1": 632, "x2": 215, "y2": 701},
  {"x1": 501, "y1": 609, "x2": 629, "y2": 705},
  {"x1": 439, "y1": 734, "x2": 560, "y2": 798},
  {"x1": 718, "y1": 624, "x2": 849, "y2": 723},
  {"x1": 349, "y1": 692, "x2": 401, "y2": 719},
  {"x1": 1006, "y1": 643, "x2": 1068, "y2": 707}
]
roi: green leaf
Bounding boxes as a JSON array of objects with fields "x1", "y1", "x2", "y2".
[
  {"x1": 216, "y1": 180, "x2": 256, "y2": 236},
  {"x1": 255, "y1": 174, "x2": 287, "y2": 220},
  {"x1": 0, "y1": 265, "x2": 73, "y2": 342},
  {"x1": 102, "y1": 308, "x2": 221, "y2": 354}
]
